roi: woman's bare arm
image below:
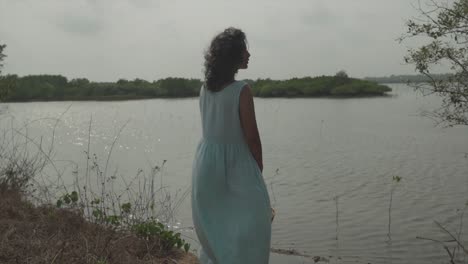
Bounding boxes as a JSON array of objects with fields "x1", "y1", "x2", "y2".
[{"x1": 239, "y1": 84, "x2": 263, "y2": 172}]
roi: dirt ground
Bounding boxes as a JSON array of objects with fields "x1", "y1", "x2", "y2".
[{"x1": 0, "y1": 189, "x2": 198, "y2": 264}]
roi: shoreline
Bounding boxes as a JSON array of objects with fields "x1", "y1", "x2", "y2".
[
  {"x1": 1, "y1": 75, "x2": 392, "y2": 102},
  {"x1": 1, "y1": 93, "x2": 394, "y2": 103}
]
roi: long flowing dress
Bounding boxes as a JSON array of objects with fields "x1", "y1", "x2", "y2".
[{"x1": 191, "y1": 81, "x2": 272, "y2": 264}]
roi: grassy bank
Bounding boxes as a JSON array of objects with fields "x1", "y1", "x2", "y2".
[{"x1": 0, "y1": 188, "x2": 198, "y2": 264}]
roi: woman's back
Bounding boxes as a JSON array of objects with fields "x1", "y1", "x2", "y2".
[{"x1": 199, "y1": 81, "x2": 246, "y2": 144}]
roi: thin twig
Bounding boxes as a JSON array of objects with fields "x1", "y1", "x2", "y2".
[{"x1": 435, "y1": 220, "x2": 468, "y2": 255}]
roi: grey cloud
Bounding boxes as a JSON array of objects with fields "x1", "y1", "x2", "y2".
[
  {"x1": 301, "y1": 3, "x2": 336, "y2": 28},
  {"x1": 128, "y1": 0, "x2": 160, "y2": 9},
  {"x1": 0, "y1": 0, "x2": 429, "y2": 80},
  {"x1": 56, "y1": 15, "x2": 103, "y2": 36}
]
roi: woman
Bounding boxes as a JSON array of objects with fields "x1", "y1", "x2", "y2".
[{"x1": 191, "y1": 27, "x2": 273, "y2": 264}]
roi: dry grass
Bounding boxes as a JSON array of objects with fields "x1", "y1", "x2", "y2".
[{"x1": 0, "y1": 188, "x2": 198, "y2": 264}]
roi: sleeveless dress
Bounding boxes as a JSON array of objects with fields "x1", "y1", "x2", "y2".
[{"x1": 191, "y1": 81, "x2": 272, "y2": 264}]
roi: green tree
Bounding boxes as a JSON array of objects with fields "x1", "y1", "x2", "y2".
[
  {"x1": 400, "y1": 0, "x2": 468, "y2": 126},
  {"x1": 69, "y1": 78, "x2": 90, "y2": 87},
  {"x1": 0, "y1": 44, "x2": 15, "y2": 101},
  {"x1": 117, "y1": 79, "x2": 129, "y2": 85},
  {"x1": 335, "y1": 70, "x2": 349, "y2": 79},
  {"x1": 0, "y1": 44, "x2": 5, "y2": 100},
  {"x1": 0, "y1": 44, "x2": 6, "y2": 75}
]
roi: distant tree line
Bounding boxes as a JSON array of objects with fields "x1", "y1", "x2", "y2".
[
  {"x1": 0, "y1": 72, "x2": 391, "y2": 102},
  {"x1": 1, "y1": 75, "x2": 203, "y2": 101},
  {"x1": 364, "y1": 74, "x2": 452, "y2": 84}
]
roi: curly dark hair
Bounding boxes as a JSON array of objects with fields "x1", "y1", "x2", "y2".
[{"x1": 204, "y1": 27, "x2": 247, "y2": 92}]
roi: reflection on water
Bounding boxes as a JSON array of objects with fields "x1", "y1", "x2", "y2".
[{"x1": 1, "y1": 84, "x2": 468, "y2": 263}]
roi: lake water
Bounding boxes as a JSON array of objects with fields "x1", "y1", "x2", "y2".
[{"x1": 1, "y1": 84, "x2": 467, "y2": 264}]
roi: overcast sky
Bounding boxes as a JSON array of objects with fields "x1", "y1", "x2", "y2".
[{"x1": 0, "y1": 0, "x2": 429, "y2": 82}]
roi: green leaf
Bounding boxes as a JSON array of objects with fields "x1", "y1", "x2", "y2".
[
  {"x1": 184, "y1": 243, "x2": 190, "y2": 253},
  {"x1": 393, "y1": 176, "x2": 402, "y2": 182},
  {"x1": 92, "y1": 209, "x2": 103, "y2": 219},
  {"x1": 121, "y1": 202, "x2": 131, "y2": 214},
  {"x1": 71, "y1": 191, "x2": 78, "y2": 203},
  {"x1": 56, "y1": 199, "x2": 63, "y2": 208},
  {"x1": 63, "y1": 194, "x2": 71, "y2": 204},
  {"x1": 106, "y1": 215, "x2": 121, "y2": 226}
]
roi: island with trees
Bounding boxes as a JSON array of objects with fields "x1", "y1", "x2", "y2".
[
  {"x1": 0, "y1": 70, "x2": 391, "y2": 102},
  {"x1": 249, "y1": 71, "x2": 391, "y2": 97}
]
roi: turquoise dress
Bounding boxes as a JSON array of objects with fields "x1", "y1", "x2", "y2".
[{"x1": 191, "y1": 81, "x2": 272, "y2": 264}]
